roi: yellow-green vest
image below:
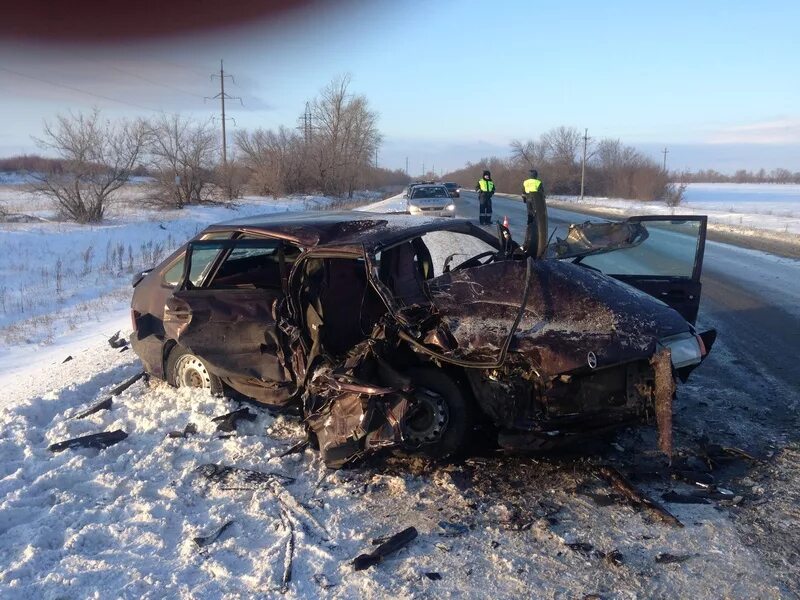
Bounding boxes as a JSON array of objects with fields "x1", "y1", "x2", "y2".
[
  {"x1": 523, "y1": 178, "x2": 542, "y2": 193},
  {"x1": 478, "y1": 179, "x2": 495, "y2": 192}
]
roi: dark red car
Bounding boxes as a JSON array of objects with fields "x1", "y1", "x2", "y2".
[{"x1": 131, "y1": 204, "x2": 714, "y2": 467}]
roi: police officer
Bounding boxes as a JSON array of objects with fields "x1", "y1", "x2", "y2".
[
  {"x1": 521, "y1": 169, "x2": 547, "y2": 256},
  {"x1": 522, "y1": 169, "x2": 544, "y2": 203},
  {"x1": 475, "y1": 169, "x2": 495, "y2": 225}
]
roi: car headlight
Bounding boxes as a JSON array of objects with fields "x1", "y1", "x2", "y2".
[
  {"x1": 446, "y1": 203, "x2": 455, "y2": 211},
  {"x1": 659, "y1": 332, "x2": 703, "y2": 368}
]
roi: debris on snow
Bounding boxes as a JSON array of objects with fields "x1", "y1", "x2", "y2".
[
  {"x1": 193, "y1": 520, "x2": 234, "y2": 547},
  {"x1": 353, "y1": 526, "x2": 418, "y2": 571},
  {"x1": 108, "y1": 330, "x2": 128, "y2": 349},
  {"x1": 72, "y1": 396, "x2": 112, "y2": 420},
  {"x1": 211, "y1": 407, "x2": 258, "y2": 432},
  {"x1": 597, "y1": 466, "x2": 684, "y2": 528},
  {"x1": 48, "y1": 429, "x2": 128, "y2": 452},
  {"x1": 655, "y1": 552, "x2": 693, "y2": 564},
  {"x1": 167, "y1": 422, "x2": 198, "y2": 439}
]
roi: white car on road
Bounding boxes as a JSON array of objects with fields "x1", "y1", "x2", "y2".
[{"x1": 405, "y1": 184, "x2": 456, "y2": 217}]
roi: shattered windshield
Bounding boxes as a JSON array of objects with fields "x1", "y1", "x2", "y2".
[{"x1": 421, "y1": 230, "x2": 497, "y2": 276}]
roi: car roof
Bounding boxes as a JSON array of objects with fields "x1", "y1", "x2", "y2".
[{"x1": 206, "y1": 210, "x2": 494, "y2": 250}]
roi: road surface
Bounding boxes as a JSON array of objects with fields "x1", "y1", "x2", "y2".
[{"x1": 456, "y1": 190, "x2": 800, "y2": 453}]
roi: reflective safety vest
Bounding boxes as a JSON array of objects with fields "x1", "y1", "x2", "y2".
[
  {"x1": 478, "y1": 179, "x2": 495, "y2": 193},
  {"x1": 523, "y1": 178, "x2": 542, "y2": 194}
]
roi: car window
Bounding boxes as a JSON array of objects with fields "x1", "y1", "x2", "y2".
[
  {"x1": 205, "y1": 237, "x2": 303, "y2": 289},
  {"x1": 411, "y1": 186, "x2": 448, "y2": 199},
  {"x1": 162, "y1": 231, "x2": 231, "y2": 287},
  {"x1": 420, "y1": 231, "x2": 497, "y2": 276},
  {"x1": 578, "y1": 219, "x2": 702, "y2": 278}
]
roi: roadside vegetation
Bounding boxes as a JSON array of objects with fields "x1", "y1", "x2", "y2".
[
  {"x1": 1, "y1": 75, "x2": 410, "y2": 224},
  {"x1": 443, "y1": 127, "x2": 679, "y2": 204}
]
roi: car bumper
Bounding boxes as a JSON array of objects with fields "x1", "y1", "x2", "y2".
[{"x1": 408, "y1": 206, "x2": 456, "y2": 218}]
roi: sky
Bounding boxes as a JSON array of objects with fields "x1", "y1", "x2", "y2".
[{"x1": 1, "y1": 0, "x2": 798, "y2": 174}]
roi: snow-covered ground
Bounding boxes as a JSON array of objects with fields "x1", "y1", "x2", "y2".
[
  {"x1": 549, "y1": 183, "x2": 800, "y2": 238},
  {"x1": 0, "y1": 186, "x2": 797, "y2": 598},
  {"x1": 0, "y1": 335, "x2": 792, "y2": 599}
]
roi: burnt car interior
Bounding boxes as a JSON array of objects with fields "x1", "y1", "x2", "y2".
[{"x1": 297, "y1": 256, "x2": 387, "y2": 357}]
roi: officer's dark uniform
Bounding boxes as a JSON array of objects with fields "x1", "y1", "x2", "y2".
[
  {"x1": 522, "y1": 170, "x2": 546, "y2": 253},
  {"x1": 475, "y1": 170, "x2": 495, "y2": 225}
]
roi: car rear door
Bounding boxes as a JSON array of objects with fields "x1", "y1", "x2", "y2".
[
  {"x1": 576, "y1": 216, "x2": 707, "y2": 324},
  {"x1": 164, "y1": 237, "x2": 296, "y2": 403}
]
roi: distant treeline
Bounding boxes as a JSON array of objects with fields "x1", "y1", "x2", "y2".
[
  {"x1": 0, "y1": 155, "x2": 151, "y2": 176},
  {"x1": 673, "y1": 168, "x2": 800, "y2": 184},
  {"x1": 442, "y1": 127, "x2": 678, "y2": 203}
]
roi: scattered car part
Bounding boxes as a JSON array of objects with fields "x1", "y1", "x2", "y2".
[
  {"x1": 353, "y1": 526, "x2": 418, "y2": 571},
  {"x1": 193, "y1": 520, "x2": 234, "y2": 547},
  {"x1": 168, "y1": 422, "x2": 198, "y2": 439},
  {"x1": 108, "y1": 330, "x2": 127, "y2": 349},
  {"x1": 49, "y1": 429, "x2": 128, "y2": 452},
  {"x1": 655, "y1": 552, "x2": 692, "y2": 564},
  {"x1": 597, "y1": 466, "x2": 683, "y2": 528},
  {"x1": 278, "y1": 507, "x2": 294, "y2": 593},
  {"x1": 211, "y1": 407, "x2": 257, "y2": 432},
  {"x1": 72, "y1": 397, "x2": 112, "y2": 420},
  {"x1": 71, "y1": 371, "x2": 146, "y2": 420}
]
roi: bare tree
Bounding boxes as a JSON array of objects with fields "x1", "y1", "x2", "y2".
[
  {"x1": 31, "y1": 109, "x2": 147, "y2": 223},
  {"x1": 235, "y1": 126, "x2": 306, "y2": 197},
  {"x1": 510, "y1": 139, "x2": 546, "y2": 168},
  {"x1": 309, "y1": 74, "x2": 382, "y2": 197},
  {"x1": 147, "y1": 114, "x2": 218, "y2": 208}
]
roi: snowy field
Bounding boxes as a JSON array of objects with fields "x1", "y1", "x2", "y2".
[
  {"x1": 0, "y1": 186, "x2": 797, "y2": 598},
  {"x1": 549, "y1": 183, "x2": 800, "y2": 238}
]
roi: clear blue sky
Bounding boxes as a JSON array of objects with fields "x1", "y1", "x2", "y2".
[{"x1": 1, "y1": 0, "x2": 798, "y2": 173}]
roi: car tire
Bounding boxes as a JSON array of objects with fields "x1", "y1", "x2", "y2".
[
  {"x1": 402, "y1": 367, "x2": 473, "y2": 459},
  {"x1": 166, "y1": 345, "x2": 224, "y2": 396}
]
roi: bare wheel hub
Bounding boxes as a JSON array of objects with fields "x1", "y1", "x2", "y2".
[
  {"x1": 174, "y1": 354, "x2": 212, "y2": 389},
  {"x1": 404, "y1": 388, "x2": 449, "y2": 445}
]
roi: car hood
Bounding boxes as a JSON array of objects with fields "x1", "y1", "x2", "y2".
[{"x1": 424, "y1": 258, "x2": 689, "y2": 378}]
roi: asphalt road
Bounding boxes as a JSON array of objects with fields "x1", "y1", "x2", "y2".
[{"x1": 456, "y1": 190, "x2": 800, "y2": 454}]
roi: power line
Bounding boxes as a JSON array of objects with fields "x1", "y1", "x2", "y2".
[
  {"x1": 109, "y1": 65, "x2": 206, "y2": 100},
  {"x1": 0, "y1": 65, "x2": 164, "y2": 113},
  {"x1": 206, "y1": 59, "x2": 242, "y2": 165}
]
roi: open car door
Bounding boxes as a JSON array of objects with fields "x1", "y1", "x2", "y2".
[
  {"x1": 574, "y1": 216, "x2": 707, "y2": 324},
  {"x1": 164, "y1": 237, "x2": 296, "y2": 404}
]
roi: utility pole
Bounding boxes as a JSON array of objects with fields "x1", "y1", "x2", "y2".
[
  {"x1": 298, "y1": 101, "x2": 313, "y2": 143},
  {"x1": 207, "y1": 59, "x2": 242, "y2": 165},
  {"x1": 375, "y1": 148, "x2": 378, "y2": 168},
  {"x1": 405, "y1": 156, "x2": 409, "y2": 175},
  {"x1": 422, "y1": 162, "x2": 425, "y2": 177},
  {"x1": 662, "y1": 147, "x2": 669, "y2": 172},
  {"x1": 580, "y1": 128, "x2": 590, "y2": 201}
]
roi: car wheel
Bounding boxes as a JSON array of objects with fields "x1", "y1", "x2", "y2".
[
  {"x1": 166, "y1": 345, "x2": 224, "y2": 396},
  {"x1": 402, "y1": 368, "x2": 473, "y2": 459}
]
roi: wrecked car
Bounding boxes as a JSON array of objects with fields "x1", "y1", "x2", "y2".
[{"x1": 130, "y1": 200, "x2": 715, "y2": 467}]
